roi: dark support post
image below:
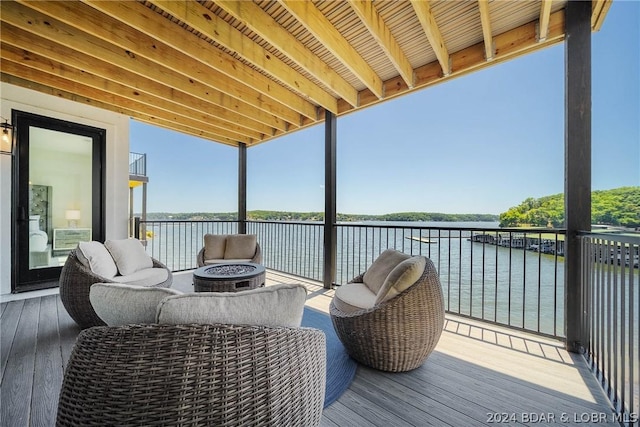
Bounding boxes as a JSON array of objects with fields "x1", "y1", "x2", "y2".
[
  {"x1": 141, "y1": 182, "x2": 147, "y2": 242},
  {"x1": 564, "y1": 0, "x2": 591, "y2": 353},
  {"x1": 238, "y1": 142, "x2": 247, "y2": 234},
  {"x1": 323, "y1": 111, "x2": 337, "y2": 289},
  {"x1": 134, "y1": 216, "x2": 141, "y2": 241}
]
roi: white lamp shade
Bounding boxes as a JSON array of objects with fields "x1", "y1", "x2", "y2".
[{"x1": 65, "y1": 210, "x2": 81, "y2": 220}]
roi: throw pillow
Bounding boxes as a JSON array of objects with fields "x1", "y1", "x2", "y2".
[
  {"x1": 157, "y1": 283, "x2": 307, "y2": 327},
  {"x1": 77, "y1": 241, "x2": 118, "y2": 279},
  {"x1": 90, "y1": 282, "x2": 182, "y2": 326},
  {"x1": 203, "y1": 234, "x2": 227, "y2": 260},
  {"x1": 362, "y1": 249, "x2": 411, "y2": 294},
  {"x1": 224, "y1": 234, "x2": 257, "y2": 259},
  {"x1": 104, "y1": 238, "x2": 153, "y2": 276},
  {"x1": 375, "y1": 256, "x2": 426, "y2": 304}
]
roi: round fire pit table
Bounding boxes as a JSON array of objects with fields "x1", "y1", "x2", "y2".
[{"x1": 193, "y1": 262, "x2": 266, "y2": 292}]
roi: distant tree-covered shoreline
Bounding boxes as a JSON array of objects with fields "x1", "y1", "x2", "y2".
[
  {"x1": 143, "y1": 187, "x2": 639, "y2": 228},
  {"x1": 145, "y1": 211, "x2": 499, "y2": 223},
  {"x1": 499, "y1": 187, "x2": 640, "y2": 228}
]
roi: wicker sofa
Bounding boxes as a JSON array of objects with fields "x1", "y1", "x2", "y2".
[
  {"x1": 330, "y1": 250, "x2": 444, "y2": 372},
  {"x1": 59, "y1": 242, "x2": 172, "y2": 329},
  {"x1": 196, "y1": 233, "x2": 263, "y2": 267},
  {"x1": 57, "y1": 323, "x2": 326, "y2": 427}
]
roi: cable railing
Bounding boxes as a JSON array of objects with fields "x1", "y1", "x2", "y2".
[{"x1": 580, "y1": 232, "x2": 640, "y2": 426}]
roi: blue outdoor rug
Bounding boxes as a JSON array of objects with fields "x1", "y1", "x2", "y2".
[{"x1": 301, "y1": 307, "x2": 357, "y2": 408}]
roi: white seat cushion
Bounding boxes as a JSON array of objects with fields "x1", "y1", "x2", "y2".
[
  {"x1": 157, "y1": 283, "x2": 307, "y2": 327},
  {"x1": 112, "y1": 267, "x2": 169, "y2": 287},
  {"x1": 362, "y1": 249, "x2": 411, "y2": 294},
  {"x1": 375, "y1": 256, "x2": 426, "y2": 304},
  {"x1": 333, "y1": 282, "x2": 377, "y2": 314},
  {"x1": 90, "y1": 282, "x2": 182, "y2": 326},
  {"x1": 224, "y1": 234, "x2": 257, "y2": 259},
  {"x1": 77, "y1": 241, "x2": 118, "y2": 279},
  {"x1": 204, "y1": 234, "x2": 228, "y2": 260},
  {"x1": 105, "y1": 238, "x2": 153, "y2": 276}
]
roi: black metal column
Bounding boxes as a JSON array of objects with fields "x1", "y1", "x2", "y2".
[
  {"x1": 238, "y1": 142, "x2": 247, "y2": 234},
  {"x1": 323, "y1": 111, "x2": 337, "y2": 289},
  {"x1": 564, "y1": 0, "x2": 591, "y2": 353}
]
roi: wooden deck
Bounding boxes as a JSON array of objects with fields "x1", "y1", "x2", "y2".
[{"x1": 1, "y1": 270, "x2": 617, "y2": 427}]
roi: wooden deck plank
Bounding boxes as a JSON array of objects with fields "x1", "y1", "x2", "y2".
[
  {"x1": 366, "y1": 366, "x2": 528, "y2": 426},
  {"x1": 431, "y1": 340, "x2": 613, "y2": 415},
  {"x1": 31, "y1": 295, "x2": 64, "y2": 426},
  {"x1": 0, "y1": 298, "x2": 40, "y2": 427},
  {"x1": 320, "y1": 400, "x2": 374, "y2": 427},
  {"x1": 0, "y1": 299, "x2": 25, "y2": 383},
  {"x1": 55, "y1": 296, "x2": 80, "y2": 367},
  {"x1": 326, "y1": 387, "x2": 416, "y2": 426}
]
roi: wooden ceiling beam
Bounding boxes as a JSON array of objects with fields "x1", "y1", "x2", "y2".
[
  {"x1": 2, "y1": 73, "x2": 240, "y2": 145},
  {"x1": 215, "y1": 0, "x2": 359, "y2": 108},
  {"x1": 148, "y1": 0, "x2": 338, "y2": 115},
  {"x1": 342, "y1": 10, "x2": 565, "y2": 113},
  {"x1": 278, "y1": 0, "x2": 384, "y2": 99},
  {"x1": 410, "y1": 0, "x2": 451, "y2": 76},
  {"x1": 81, "y1": 0, "x2": 316, "y2": 121},
  {"x1": 591, "y1": 0, "x2": 612, "y2": 32},
  {"x1": 0, "y1": 21, "x2": 279, "y2": 137},
  {"x1": 0, "y1": 64, "x2": 244, "y2": 146},
  {"x1": 12, "y1": 0, "x2": 308, "y2": 126},
  {"x1": 0, "y1": 42, "x2": 264, "y2": 142},
  {"x1": 477, "y1": 0, "x2": 494, "y2": 61},
  {"x1": 538, "y1": 0, "x2": 553, "y2": 42},
  {"x1": 347, "y1": 0, "x2": 414, "y2": 89}
]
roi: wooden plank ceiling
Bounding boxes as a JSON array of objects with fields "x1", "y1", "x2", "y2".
[{"x1": 0, "y1": 0, "x2": 611, "y2": 148}]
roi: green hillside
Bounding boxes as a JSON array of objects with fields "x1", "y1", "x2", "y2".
[
  {"x1": 498, "y1": 187, "x2": 640, "y2": 228},
  {"x1": 146, "y1": 211, "x2": 498, "y2": 223}
]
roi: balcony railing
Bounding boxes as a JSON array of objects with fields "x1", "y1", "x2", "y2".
[
  {"x1": 579, "y1": 232, "x2": 640, "y2": 424},
  {"x1": 129, "y1": 152, "x2": 147, "y2": 177},
  {"x1": 139, "y1": 219, "x2": 566, "y2": 337},
  {"x1": 141, "y1": 220, "x2": 238, "y2": 271}
]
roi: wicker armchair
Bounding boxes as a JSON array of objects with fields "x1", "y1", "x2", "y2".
[
  {"x1": 330, "y1": 257, "x2": 444, "y2": 372},
  {"x1": 57, "y1": 323, "x2": 326, "y2": 427},
  {"x1": 196, "y1": 242, "x2": 263, "y2": 267},
  {"x1": 59, "y1": 249, "x2": 172, "y2": 329}
]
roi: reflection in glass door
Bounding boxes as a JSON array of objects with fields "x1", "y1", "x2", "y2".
[
  {"x1": 14, "y1": 111, "x2": 104, "y2": 292},
  {"x1": 28, "y1": 128, "x2": 93, "y2": 269}
]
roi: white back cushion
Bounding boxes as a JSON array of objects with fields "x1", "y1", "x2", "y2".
[
  {"x1": 204, "y1": 234, "x2": 227, "y2": 260},
  {"x1": 224, "y1": 234, "x2": 257, "y2": 259},
  {"x1": 157, "y1": 284, "x2": 307, "y2": 327},
  {"x1": 375, "y1": 256, "x2": 426, "y2": 304},
  {"x1": 90, "y1": 282, "x2": 182, "y2": 326},
  {"x1": 363, "y1": 249, "x2": 410, "y2": 294},
  {"x1": 77, "y1": 241, "x2": 118, "y2": 279},
  {"x1": 104, "y1": 238, "x2": 153, "y2": 276}
]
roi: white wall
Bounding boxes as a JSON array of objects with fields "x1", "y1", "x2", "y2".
[{"x1": 0, "y1": 83, "x2": 130, "y2": 296}]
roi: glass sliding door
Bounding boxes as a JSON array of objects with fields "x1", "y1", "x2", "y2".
[{"x1": 13, "y1": 111, "x2": 105, "y2": 292}]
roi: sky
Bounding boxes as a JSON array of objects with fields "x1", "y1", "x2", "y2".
[{"x1": 131, "y1": 1, "x2": 639, "y2": 216}]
